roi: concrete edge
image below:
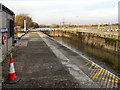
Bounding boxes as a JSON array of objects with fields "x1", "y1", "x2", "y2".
[{"x1": 38, "y1": 32, "x2": 100, "y2": 88}]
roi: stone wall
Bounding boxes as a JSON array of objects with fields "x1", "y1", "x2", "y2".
[{"x1": 43, "y1": 30, "x2": 119, "y2": 53}]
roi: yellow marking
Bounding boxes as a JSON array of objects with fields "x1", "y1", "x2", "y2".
[
  {"x1": 95, "y1": 76, "x2": 118, "y2": 83},
  {"x1": 115, "y1": 79, "x2": 118, "y2": 88},
  {"x1": 100, "y1": 70, "x2": 107, "y2": 87},
  {"x1": 107, "y1": 75, "x2": 112, "y2": 88},
  {"x1": 100, "y1": 71, "x2": 118, "y2": 81},
  {"x1": 88, "y1": 64, "x2": 95, "y2": 76},
  {"x1": 78, "y1": 56, "x2": 90, "y2": 62},
  {"x1": 92, "y1": 69, "x2": 102, "y2": 80},
  {"x1": 102, "y1": 70, "x2": 111, "y2": 75},
  {"x1": 67, "y1": 56, "x2": 120, "y2": 88},
  {"x1": 68, "y1": 56, "x2": 91, "y2": 64},
  {"x1": 68, "y1": 55, "x2": 90, "y2": 63},
  {"x1": 91, "y1": 68, "x2": 100, "y2": 79},
  {"x1": 111, "y1": 77, "x2": 115, "y2": 88},
  {"x1": 103, "y1": 72, "x2": 110, "y2": 88},
  {"x1": 109, "y1": 74, "x2": 117, "y2": 79},
  {"x1": 88, "y1": 63, "x2": 95, "y2": 70},
  {"x1": 90, "y1": 65, "x2": 99, "y2": 78},
  {"x1": 97, "y1": 69, "x2": 104, "y2": 84},
  {"x1": 80, "y1": 62, "x2": 90, "y2": 69},
  {"x1": 68, "y1": 56, "x2": 81, "y2": 61}
]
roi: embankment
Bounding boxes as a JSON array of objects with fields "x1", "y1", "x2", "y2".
[{"x1": 43, "y1": 30, "x2": 120, "y2": 53}]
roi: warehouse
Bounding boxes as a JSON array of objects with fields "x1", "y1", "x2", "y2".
[{"x1": 0, "y1": 3, "x2": 15, "y2": 62}]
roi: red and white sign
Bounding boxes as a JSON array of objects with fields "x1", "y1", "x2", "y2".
[{"x1": 2, "y1": 34, "x2": 6, "y2": 44}]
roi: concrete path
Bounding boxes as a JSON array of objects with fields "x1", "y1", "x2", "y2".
[
  {"x1": 2, "y1": 32, "x2": 79, "y2": 88},
  {"x1": 39, "y1": 32, "x2": 99, "y2": 88},
  {"x1": 2, "y1": 32, "x2": 99, "y2": 88}
]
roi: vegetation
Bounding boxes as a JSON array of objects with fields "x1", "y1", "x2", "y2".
[
  {"x1": 39, "y1": 24, "x2": 49, "y2": 28},
  {"x1": 15, "y1": 14, "x2": 39, "y2": 29},
  {"x1": 50, "y1": 24, "x2": 59, "y2": 28},
  {"x1": 14, "y1": 14, "x2": 118, "y2": 30}
]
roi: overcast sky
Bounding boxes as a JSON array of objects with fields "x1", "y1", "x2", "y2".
[{"x1": 1, "y1": 0, "x2": 119, "y2": 25}]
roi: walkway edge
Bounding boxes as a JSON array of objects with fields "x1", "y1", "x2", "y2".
[{"x1": 39, "y1": 32, "x2": 100, "y2": 88}]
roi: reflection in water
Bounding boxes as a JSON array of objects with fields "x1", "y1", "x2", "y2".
[{"x1": 54, "y1": 37, "x2": 119, "y2": 74}]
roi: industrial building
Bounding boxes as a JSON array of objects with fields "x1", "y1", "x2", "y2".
[{"x1": 0, "y1": 3, "x2": 15, "y2": 62}]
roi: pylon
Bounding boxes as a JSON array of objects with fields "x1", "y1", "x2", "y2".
[{"x1": 5, "y1": 53, "x2": 20, "y2": 84}]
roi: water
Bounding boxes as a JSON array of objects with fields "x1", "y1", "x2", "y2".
[{"x1": 54, "y1": 37, "x2": 119, "y2": 74}]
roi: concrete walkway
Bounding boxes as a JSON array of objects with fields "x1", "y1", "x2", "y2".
[
  {"x1": 2, "y1": 32, "x2": 99, "y2": 88},
  {"x1": 2, "y1": 32, "x2": 79, "y2": 88}
]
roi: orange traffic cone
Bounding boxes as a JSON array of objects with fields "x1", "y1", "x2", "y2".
[{"x1": 5, "y1": 53, "x2": 20, "y2": 84}]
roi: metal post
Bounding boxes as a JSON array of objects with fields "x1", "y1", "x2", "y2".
[
  {"x1": 10, "y1": 53, "x2": 12, "y2": 58},
  {"x1": 24, "y1": 20, "x2": 26, "y2": 31}
]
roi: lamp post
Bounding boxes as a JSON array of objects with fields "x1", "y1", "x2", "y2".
[
  {"x1": 24, "y1": 20, "x2": 26, "y2": 31},
  {"x1": 24, "y1": 16, "x2": 28, "y2": 32}
]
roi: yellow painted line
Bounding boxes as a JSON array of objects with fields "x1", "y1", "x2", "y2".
[
  {"x1": 100, "y1": 70, "x2": 107, "y2": 87},
  {"x1": 97, "y1": 69, "x2": 104, "y2": 84},
  {"x1": 111, "y1": 77, "x2": 115, "y2": 88},
  {"x1": 115, "y1": 79, "x2": 118, "y2": 88},
  {"x1": 68, "y1": 55, "x2": 90, "y2": 63},
  {"x1": 102, "y1": 72, "x2": 110, "y2": 88},
  {"x1": 88, "y1": 64, "x2": 96, "y2": 77},
  {"x1": 67, "y1": 55, "x2": 120, "y2": 87},
  {"x1": 102, "y1": 70, "x2": 111, "y2": 75},
  {"x1": 107, "y1": 75, "x2": 112, "y2": 88},
  {"x1": 95, "y1": 72, "x2": 119, "y2": 88},
  {"x1": 90, "y1": 65, "x2": 99, "y2": 78},
  {"x1": 68, "y1": 56, "x2": 82, "y2": 61},
  {"x1": 88, "y1": 63, "x2": 95, "y2": 70},
  {"x1": 98, "y1": 69, "x2": 119, "y2": 82},
  {"x1": 80, "y1": 62, "x2": 90, "y2": 69},
  {"x1": 109, "y1": 74, "x2": 117, "y2": 80},
  {"x1": 92, "y1": 69, "x2": 102, "y2": 80},
  {"x1": 102, "y1": 71, "x2": 117, "y2": 81},
  {"x1": 78, "y1": 55, "x2": 90, "y2": 62},
  {"x1": 95, "y1": 76, "x2": 118, "y2": 83},
  {"x1": 88, "y1": 64, "x2": 96, "y2": 76},
  {"x1": 68, "y1": 56, "x2": 91, "y2": 64},
  {"x1": 91, "y1": 68, "x2": 100, "y2": 79},
  {"x1": 111, "y1": 80, "x2": 118, "y2": 83},
  {"x1": 99, "y1": 77, "x2": 108, "y2": 81}
]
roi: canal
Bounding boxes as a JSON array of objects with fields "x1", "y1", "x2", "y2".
[{"x1": 53, "y1": 36, "x2": 119, "y2": 75}]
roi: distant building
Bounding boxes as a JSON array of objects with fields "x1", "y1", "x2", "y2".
[
  {"x1": 103, "y1": 25, "x2": 118, "y2": 32},
  {"x1": 0, "y1": 3, "x2": 15, "y2": 61}
]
